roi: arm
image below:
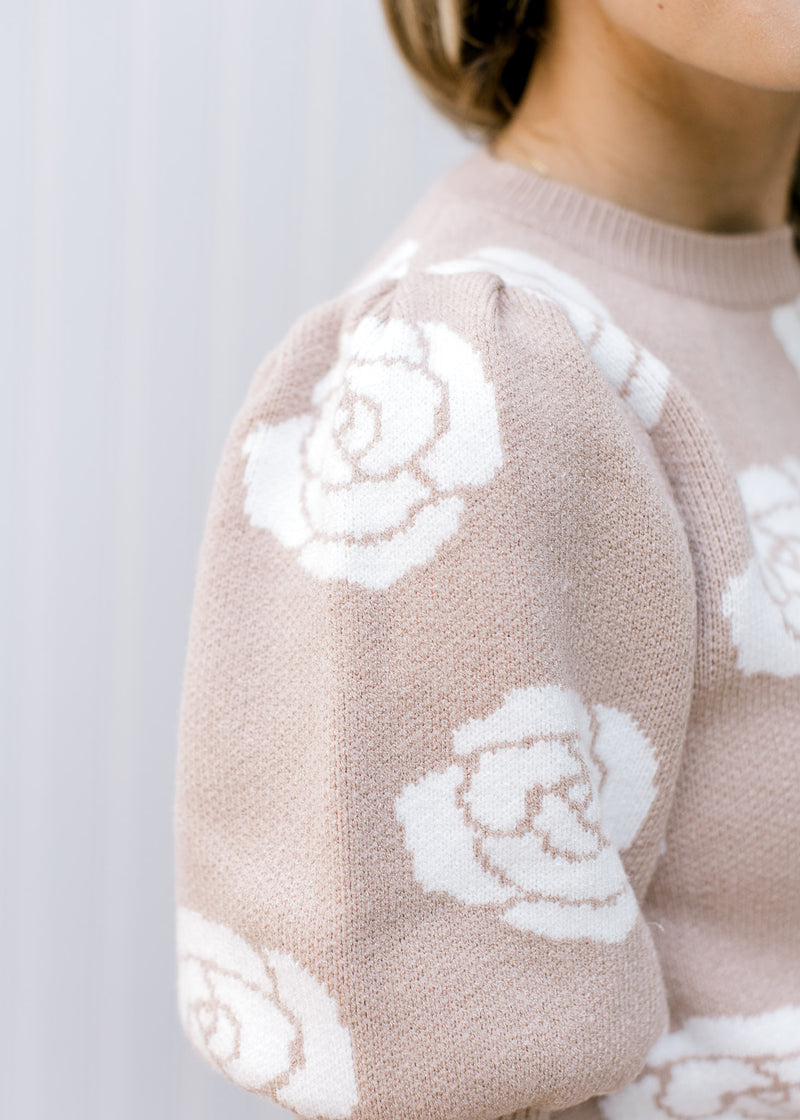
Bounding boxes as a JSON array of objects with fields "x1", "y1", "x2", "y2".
[{"x1": 173, "y1": 269, "x2": 696, "y2": 1120}]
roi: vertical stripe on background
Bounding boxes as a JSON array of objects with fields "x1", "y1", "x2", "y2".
[
  {"x1": 96, "y1": 0, "x2": 157, "y2": 1114},
  {"x1": 11, "y1": 2, "x2": 66, "y2": 1117},
  {"x1": 204, "y1": 0, "x2": 250, "y2": 490},
  {"x1": 3, "y1": 2, "x2": 468, "y2": 1118}
]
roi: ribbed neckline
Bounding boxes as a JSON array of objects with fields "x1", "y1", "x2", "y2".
[{"x1": 429, "y1": 143, "x2": 800, "y2": 309}]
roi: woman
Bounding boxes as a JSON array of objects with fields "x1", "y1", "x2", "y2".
[{"x1": 173, "y1": 3, "x2": 800, "y2": 1118}]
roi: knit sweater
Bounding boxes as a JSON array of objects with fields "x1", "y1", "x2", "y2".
[{"x1": 173, "y1": 143, "x2": 800, "y2": 1120}]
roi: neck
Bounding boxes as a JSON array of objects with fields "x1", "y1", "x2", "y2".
[{"x1": 491, "y1": 1, "x2": 800, "y2": 234}]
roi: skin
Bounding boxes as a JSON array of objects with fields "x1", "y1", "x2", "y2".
[{"x1": 490, "y1": 0, "x2": 800, "y2": 231}]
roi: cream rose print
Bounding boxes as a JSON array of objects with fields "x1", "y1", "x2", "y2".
[
  {"x1": 598, "y1": 1005, "x2": 800, "y2": 1119},
  {"x1": 771, "y1": 296, "x2": 800, "y2": 377},
  {"x1": 426, "y1": 246, "x2": 672, "y2": 432},
  {"x1": 241, "y1": 313, "x2": 503, "y2": 590},
  {"x1": 721, "y1": 456, "x2": 800, "y2": 677},
  {"x1": 345, "y1": 237, "x2": 420, "y2": 294},
  {"x1": 394, "y1": 683, "x2": 658, "y2": 943},
  {"x1": 176, "y1": 906, "x2": 359, "y2": 1118}
]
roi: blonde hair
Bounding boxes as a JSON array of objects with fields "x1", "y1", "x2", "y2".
[{"x1": 380, "y1": 0, "x2": 800, "y2": 249}]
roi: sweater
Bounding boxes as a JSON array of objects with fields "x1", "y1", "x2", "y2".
[{"x1": 173, "y1": 142, "x2": 800, "y2": 1120}]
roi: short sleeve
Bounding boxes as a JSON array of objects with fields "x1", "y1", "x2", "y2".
[{"x1": 173, "y1": 267, "x2": 697, "y2": 1120}]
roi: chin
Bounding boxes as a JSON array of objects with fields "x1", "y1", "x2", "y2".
[
  {"x1": 690, "y1": 24, "x2": 800, "y2": 92},
  {"x1": 723, "y1": 56, "x2": 800, "y2": 93},
  {"x1": 605, "y1": 0, "x2": 800, "y2": 93},
  {"x1": 671, "y1": 50, "x2": 800, "y2": 93}
]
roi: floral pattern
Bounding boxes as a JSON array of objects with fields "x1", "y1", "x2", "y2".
[
  {"x1": 721, "y1": 456, "x2": 800, "y2": 676},
  {"x1": 241, "y1": 313, "x2": 504, "y2": 589},
  {"x1": 176, "y1": 906, "x2": 359, "y2": 1118},
  {"x1": 345, "y1": 237, "x2": 420, "y2": 294},
  {"x1": 426, "y1": 246, "x2": 672, "y2": 431},
  {"x1": 598, "y1": 1005, "x2": 800, "y2": 1118},
  {"x1": 394, "y1": 683, "x2": 658, "y2": 943},
  {"x1": 771, "y1": 296, "x2": 800, "y2": 377}
]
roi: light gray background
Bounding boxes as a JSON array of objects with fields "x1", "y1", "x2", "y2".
[{"x1": 2, "y1": 1, "x2": 473, "y2": 1116}]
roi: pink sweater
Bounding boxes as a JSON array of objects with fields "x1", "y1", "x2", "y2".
[{"x1": 173, "y1": 143, "x2": 800, "y2": 1120}]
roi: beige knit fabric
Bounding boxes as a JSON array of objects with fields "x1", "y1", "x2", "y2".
[{"x1": 173, "y1": 144, "x2": 800, "y2": 1120}]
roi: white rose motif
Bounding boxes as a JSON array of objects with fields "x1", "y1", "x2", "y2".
[
  {"x1": 771, "y1": 296, "x2": 800, "y2": 376},
  {"x1": 241, "y1": 314, "x2": 504, "y2": 590},
  {"x1": 345, "y1": 238, "x2": 420, "y2": 294},
  {"x1": 394, "y1": 683, "x2": 658, "y2": 943},
  {"x1": 426, "y1": 246, "x2": 671, "y2": 431},
  {"x1": 176, "y1": 907, "x2": 359, "y2": 1118},
  {"x1": 598, "y1": 1005, "x2": 800, "y2": 1119},
  {"x1": 721, "y1": 456, "x2": 800, "y2": 677}
]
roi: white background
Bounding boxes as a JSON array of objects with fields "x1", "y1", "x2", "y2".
[{"x1": 2, "y1": 1, "x2": 472, "y2": 1116}]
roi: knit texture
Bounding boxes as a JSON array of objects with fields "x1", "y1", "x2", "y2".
[{"x1": 173, "y1": 143, "x2": 800, "y2": 1120}]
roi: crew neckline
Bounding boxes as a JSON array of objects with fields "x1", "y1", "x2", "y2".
[{"x1": 430, "y1": 143, "x2": 800, "y2": 309}]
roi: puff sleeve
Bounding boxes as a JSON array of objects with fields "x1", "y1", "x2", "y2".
[{"x1": 173, "y1": 264, "x2": 697, "y2": 1120}]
